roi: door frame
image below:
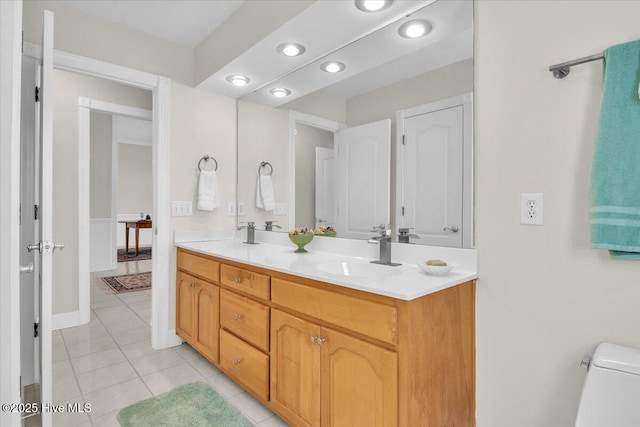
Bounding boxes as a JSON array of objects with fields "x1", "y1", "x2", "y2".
[
  {"x1": 287, "y1": 110, "x2": 344, "y2": 230},
  {"x1": 78, "y1": 98, "x2": 152, "y2": 322},
  {"x1": 1, "y1": 0, "x2": 24, "y2": 424},
  {"x1": 22, "y1": 41, "x2": 179, "y2": 350},
  {"x1": 395, "y1": 92, "x2": 474, "y2": 248}
]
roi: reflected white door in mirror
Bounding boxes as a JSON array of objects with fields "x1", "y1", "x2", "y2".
[{"x1": 396, "y1": 93, "x2": 473, "y2": 248}]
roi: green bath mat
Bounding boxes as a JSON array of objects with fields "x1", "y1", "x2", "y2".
[{"x1": 117, "y1": 382, "x2": 254, "y2": 427}]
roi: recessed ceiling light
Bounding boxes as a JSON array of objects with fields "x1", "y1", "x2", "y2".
[
  {"x1": 277, "y1": 43, "x2": 306, "y2": 57},
  {"x1": 269, "y1": 88, "x2": 291, "y2": 98},
  {"x1": 225, "y1": 74, "x2": 251, "y2": 86},
  {"x1": 320, "y1": 61, "x2": 346, "y2": 73},
  {"x1": 354, "y1": 0, "x2": 393, "y2": 12},
  {"x1": 398, "y1": 19, "x2": 433, "y2": 39}
]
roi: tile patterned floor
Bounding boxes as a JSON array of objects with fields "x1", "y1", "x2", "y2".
[{"x1": 51, "y1": 260, "x2": 289, "y2": 427}]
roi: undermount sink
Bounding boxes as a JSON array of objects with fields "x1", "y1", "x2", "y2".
[{"x1": 316, "y1": 261, "x2": 403, "y2": 278}]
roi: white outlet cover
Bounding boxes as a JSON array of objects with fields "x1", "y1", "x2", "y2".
[
  {"x1": 227, "y1": 202, "x2": 236, "y2": 216},
  {"x1": 521, "y1": 193, "x2": 543, "y2": 225}
]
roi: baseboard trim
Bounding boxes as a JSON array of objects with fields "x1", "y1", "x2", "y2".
[
  {"x1": 52, "y1": 310, "x2": 87, "y2": 330},
  {"x1": 165, "y1": 329, "x2": 183, "y2": 348}
]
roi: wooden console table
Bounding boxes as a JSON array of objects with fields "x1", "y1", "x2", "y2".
[{"x1": 119, "y1": 220, "x2": 152, "y2": 256}]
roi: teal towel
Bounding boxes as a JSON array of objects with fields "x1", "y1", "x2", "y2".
[{"x1": 590, "y1": 40, "x2": 640, "y2": 259}]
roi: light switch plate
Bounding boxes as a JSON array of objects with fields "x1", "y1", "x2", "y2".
[
  {"x1": 521, "y1": 193, "x2": 543, "y2": 225},
  {"x1": 274, "y1": 203, "x2": 287, "y2": 216},
  {"x1": 237, "y1": 202, "x2": 245, "y2": 216},
  {"x1": 171, "y1": 201, "x2": 193, "y2": 217},
  {"x1": 227, "y1": 202, "x2": 236, "y2": 216}
]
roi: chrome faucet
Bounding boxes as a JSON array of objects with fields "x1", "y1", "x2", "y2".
[
  {"x1": 265, "y1": 220, "x2": 281, "y2": 232},
  {"x1": 368, "y1": 224, "x2": 401, "y2": 266},
  {"x1": 397, "y1": 228, "x2": 420, "y2": 244},
  {"x1": 239, "y1": 222, "x2": 258, "y2": 244}
]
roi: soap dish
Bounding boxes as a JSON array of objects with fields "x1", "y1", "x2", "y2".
[{"x1": 417, "y1": 263, "x2": 454, "y2": 276}]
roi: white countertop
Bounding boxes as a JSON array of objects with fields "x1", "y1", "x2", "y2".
[{"x1": 175, "y1": 231, "x2": 477, "y2": 301}]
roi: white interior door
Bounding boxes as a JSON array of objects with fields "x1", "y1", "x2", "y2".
[
  {"x1": 400, "y1": 105, "x2": 463, "y2": 247},
  {"x1": 37, "y1": 10, "x2": 56, "y2": 427},
  {"x1": 335, "y1": 120, "x2": 390, "y2": 239},
  {"x1": 315, "y1": 147, "x2": 334, "y2": 229}
]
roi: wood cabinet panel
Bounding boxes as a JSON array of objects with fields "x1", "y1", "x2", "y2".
[
  {"x1": 220, "y1": 329, "x2": 270, "y2": 401},
  {"x1": 271, "y1": 278, "x2": 398, "y2": 345},
  {"x1": 194, "y1": 281, "x2": 219, "y2": 364},
  {"x1": 220, "y1": 264, "x2": 270, "y2": 301},
  {"x1": 220, "y1": 289, "x2": 270, "y2": 352},
  {"x1": 176, "y1": 271, "x2": 196, "y2": 343},
  {"x1": 321, "y1": 327, "x2": 398, "y2": 427},
  {"x1": 271, "y1": 310, "x2": 321, "y2": 427},
  {"x1": 178, "y1": 250, "x2": 220, "y2": 283}
]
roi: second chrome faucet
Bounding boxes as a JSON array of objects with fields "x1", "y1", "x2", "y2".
[{"x1": 368, "y1": 225, "x2": 401, "y2": 266}]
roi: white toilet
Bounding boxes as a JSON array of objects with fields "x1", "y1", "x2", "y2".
[{"x1": 575, "y1": 342, "x2": 640, "y2": 426}]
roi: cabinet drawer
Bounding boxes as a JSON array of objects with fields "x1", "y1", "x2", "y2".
[
  {"x1": 177, "y1": 250, "x2": 220, "y2": 283},
  {"x1": 272, "y1": 278, "x2": 398, "y2": 345},
  {"x1": 220, "y1": 290, "x2": 270, "y2": 352},
  {"x1": 220, "y1": 264, "x2": 270, "y2": 301},
  {"x1": 220, "y1": 329, "x2": 269, "y2": 401}
]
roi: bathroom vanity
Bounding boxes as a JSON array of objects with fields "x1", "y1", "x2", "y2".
[{"x1": 175, "y1": 237, "x2": 476, "y2": 426}]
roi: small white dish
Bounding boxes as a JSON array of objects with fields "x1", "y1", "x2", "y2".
[{"x1": 417, "y1": 262, "x2": 454, "y2": 276}]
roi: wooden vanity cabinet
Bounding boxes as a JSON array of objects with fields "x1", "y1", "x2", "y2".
[{"x1": 176, "y1": 248, "x2": 475, "y2": 427}]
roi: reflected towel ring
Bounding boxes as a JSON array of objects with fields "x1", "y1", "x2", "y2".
[
  {"x1": 258, "y1": 161, "x2": 273, "y2": 176},
  {"x1": 198, "y1": 155, "x2": 218, "y2": 172}
]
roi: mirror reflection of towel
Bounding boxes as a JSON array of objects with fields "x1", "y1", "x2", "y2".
[
  {"x1": 197, "y1": 170, "x2": 219, "y2": 211},
  {"x1": 256, "y1": 175, "x2": 275, "y2": 211}
]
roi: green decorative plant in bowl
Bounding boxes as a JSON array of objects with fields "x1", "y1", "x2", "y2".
[
  {"x1": 314, "y1": 226, "x2": 337, "y2": 237},
  {"x1": 288, "y1": 228, "x2": 314, "y2": 253}
]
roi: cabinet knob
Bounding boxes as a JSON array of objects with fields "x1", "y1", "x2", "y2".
[
  {"x1": 233, "y1": 314, "x2": 243, "y2": 321},
  {"x1": 234, "y1": 277, "x2": 242, "y2": 284},
  {"x1": 233, "y1": 358, "x2": 242, "y2": 366},
  {"x1": 309, "y1": 336, "x2": 317, "y2": 344},
  {"x1": 316, "y1": 337, "x2": 326, "y2": 346}
]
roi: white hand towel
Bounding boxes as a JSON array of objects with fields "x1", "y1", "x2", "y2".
[
  {"x1": 256, "y1": 175, "x2": 275, "y2": 211},
  {"x1": 197, "y1": 170, "x2": 219, "y2": 211}
]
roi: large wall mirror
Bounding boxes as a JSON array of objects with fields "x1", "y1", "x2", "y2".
[{"x1": 237, "y1": 0, "x2": 473, "y2": 248}]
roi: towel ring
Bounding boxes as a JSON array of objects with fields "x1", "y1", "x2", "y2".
[
  {"x1": 198, "y1": 155, "x2": 218, "y2": 172},
  {"x1": 258, "y1": 161, "x2": 273, "y2": 176}
]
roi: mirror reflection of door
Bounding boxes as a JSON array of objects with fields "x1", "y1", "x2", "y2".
[
  {"x1": 397, "y1": 93, "x2": 473, "y2": 248},
  {"x1": 315, "y1": 147, "x2": 334, "y2": 230},
  {"x1": 335, "y1": 119, "x2": 391, "y2": 239}
]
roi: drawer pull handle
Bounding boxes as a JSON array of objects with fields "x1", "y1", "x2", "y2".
[
  {"x1": 316, "y1": 337, "x2": 326, "y2": 346},
  {"x1": 233, "y1": 314, "x2": 243, "y2": 321},
  {"x1": 233, "y1": 358, "x2": 242, "y2": 366}
]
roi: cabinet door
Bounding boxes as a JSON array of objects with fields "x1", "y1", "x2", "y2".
[
  {"x1": 176, "y1": 271, "x2": 196, "y2": 343},
  {"x1": 271, "y1": 309, "x2": 321, "y2": 427},
  {"x1": 321, "y1": 328, "x2": 398, "y2": 427},
  {"x1": 194, "y1": 280, "x2": 220, "y2": 363}
]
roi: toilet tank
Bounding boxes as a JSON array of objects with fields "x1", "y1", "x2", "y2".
[{"x1": 575, "y1": 343, "x2": 640, "y2": 427}]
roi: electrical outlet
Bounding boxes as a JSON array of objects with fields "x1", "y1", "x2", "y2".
[
  {"x1": 237, "y1": 202, "x2": 245, "y2": 216},
  {"x1": 227, "y1": 202, "x2": 236, "y2": 216},
  {"x1": 521, "y1": 193, "x2": 543, "y2": 225}
]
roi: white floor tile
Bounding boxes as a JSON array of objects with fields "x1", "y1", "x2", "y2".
[
  {"x1": 228, "y1": 392, "x2": 275, "y2": 424},
  {"x1": 52, "y1": 398, "x2": 91, "y2": 427},
  {"x1": 76, "y1": 360, "x2": 138, "y2": 394},
  {"x1": 61, "y1": 322, "x2": 110, "y2": 344},
  {"x1": 110, "y1": 325, "x2": 150, "y2": 346},
  {"x1": 141, "y1": 364, "x2": 204, "y2": 396},
  {"x1": 93, "y1": 304, "x2": 135, "y2": 320},
  {"x1": 173, "y1": 343, "x2": 203, "y2": 362},
  {"x1": 90, "y1": 409, "x2": 123, "y2": 427},
  {"x1": 71, "y1": 347, "x2": 126, "y2": 374},
  {"x1": 206, "y1": 372, "x2": 246, "y2": 399},
  {"x1": 52, "y1": 361, "x2": 82, "y2": 404},
  {"x1": 84, "y1": 378, "x2": 151, "y2": 418},
  {"x1": 130, "y1": 349, "x2": 185, "y2": 376},
  {"x1": 65, "y1": 335, "x2": 118, "y2": 359},
  {"x1": 102, "y1": 316, "x2": 148, "y2": 334},
  {"x1": 258, "y1": 415, "x2": 291, "y2": 427},
  {"x1": 118, "y1": 339, "x2": 156, "y2": 360},
  {"x1": 188, "y1": 355, "x2": 222, "y2": 378}
]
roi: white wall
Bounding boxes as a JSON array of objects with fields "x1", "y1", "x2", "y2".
[
  {"x1": 295, "y1": 123, "x2": 334, "y2": 228},
  {"x1": 90, "y1": 112, "x2": 112, "y2": 218},
  {"x1": 475, "y1": 1, "x2": 640, "y2": 426}
]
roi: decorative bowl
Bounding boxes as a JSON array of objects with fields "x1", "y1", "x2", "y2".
[
  {"x1": 314, "y1": 230, "x2": 337, "y2": 237},
  {"x1": 417, "y1": 262, "x2": 454, "y2": 276},
  {"x1": 288, "y1": 233, "x2": 314, "y2": 253}
]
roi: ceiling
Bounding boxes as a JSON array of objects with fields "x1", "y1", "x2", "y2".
[
  {"x1": 58, "y1": 0, "x2": 245, "y2": 47},
  {"x1": 56, "y1": 0, "x2": 472, "y2": 106}
]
